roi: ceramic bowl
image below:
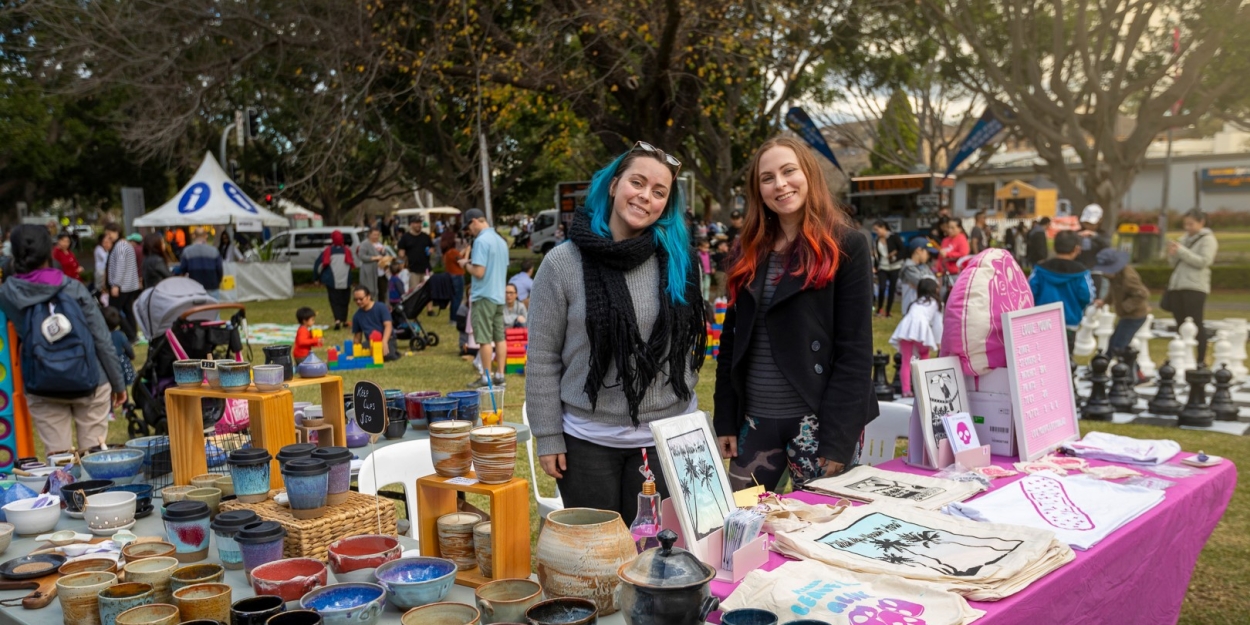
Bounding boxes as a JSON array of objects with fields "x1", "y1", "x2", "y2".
[
  {"x1": 250, "y1": 558, "x2": 328, "y2": 604},
  {"x1": 191, "y1": 473, "x2": 226, "y2": 489},
  {"x1": 61, "y1": 479, "x2": 117, "y2": 514},
  {"x1": 173, "y1": 360, "x2": 204, "y2": 387},
  {"x1": 218, "y1": 362, "x2": 252, "y2": 391},
  {"x1": 160, "y1": 485, "x2": 196, "y2": 503},
  {"x1": 2, "y1": 497, "x2": 61, "y2": 535},
  {"x1": 109, "y1": 484, "x2": 154, "y2": 518},
  {"x1": 83, "y1": 491, "x2": 138, "y2": 530},
  {"x1": 299, "y1": 583, "x2": 386, "y2": 625},
  {"x1": 59, "y1": 557, "x2": 118, "y2": 576},
  {"x1": 399, "y1": 602, "x2": 481, "y2": 625},
  {"x1": 0, "y1": 522, "x2": 13, "y2": 555},
  {"x1": 203, "y1": 360, "x2": 234, "y2": 389},
  {"x1": 124, "y1": 436, "x2": 170, "y2": 470},
  {"x1": 253, "y1": 365, "x2": 286, "y2": 392},
  {"x1": 122, "y1": 541, "x2": 177, "y2": 561},
  {"x1": 115, "y1": 603, "x2": 180, "y2": 625},
  {"x1": 81, "y1": 449, "x2": 145, "y2": 484},
  {"x1": 327, "y1": 535, "x2": 401, "y2": 583},
  {"x1": 372, "y1": 557, "x2": 457, "y2": 610},
  {"x1": 16, "y1": 466, "x2": 57, "y2": 490},
  {"x1": 170, "y1": 563, "x2": 226, "y2": 592}
]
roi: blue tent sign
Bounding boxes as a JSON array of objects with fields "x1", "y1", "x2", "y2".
[
  {"x1": 223, "y1": 182, "x2": 259, "y2": 213},
  {"x1": 178, "y1": 182, "x2": 211, "y2": 213}
]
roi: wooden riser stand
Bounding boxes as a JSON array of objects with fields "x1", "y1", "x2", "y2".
[
  {"x1": 166, "y1": 375, "x2": 345, "y2": 489},
  {"x1": 416, "y1": 473, "x2": 531, "y2": 588}
]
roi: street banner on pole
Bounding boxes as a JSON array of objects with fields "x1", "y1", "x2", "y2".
[
  {"x1": 785, "y1": 107, "x2": 843, "y2": 172},
  {"x1": 945, "y1": 106, "x2": 1014, "y2": 175}
]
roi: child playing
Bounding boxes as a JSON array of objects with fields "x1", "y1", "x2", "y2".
[
  {"x1": 898, "y1": 237, "x2": 939, "y2": 315},
  {"x1": 1029, "y1": 230, "x2": 1094, "y2": 354},
  {"x1": 696, "y1": 238, "x2": 713, "y2": 303},
  {"x1": 293, "y1": 306, "x2": 322, "y2": 364},
  {"x1": 890, "y1": 277, "x2": 944, "y2": 397},
  {"x1": 1092, "y1": 248, "x2": 1150, "y2": 360},
  {"x1": 103, "y1": 307, "x2": 135, "y2": 388},
  {"x1": 388, "y1": 260, "x2": 410, "y2": 305}
]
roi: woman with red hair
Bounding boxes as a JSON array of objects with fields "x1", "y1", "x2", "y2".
[{"x1": 713, "y1": 137, "x2": 876, "y2": 491}]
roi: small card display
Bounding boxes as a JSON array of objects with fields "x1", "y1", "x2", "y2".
[{"x1": 353, "y1": 381, "x2": 387, "y2": 435}]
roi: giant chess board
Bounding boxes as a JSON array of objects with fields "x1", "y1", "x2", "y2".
[{"x1": 1072, "y1": 371, "x2": 1250, "y2": 435}]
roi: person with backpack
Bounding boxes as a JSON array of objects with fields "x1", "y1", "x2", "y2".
[
  {"x1": 314, "y1": 230, "x2": 355, "y2": 330},
  {"x1": 0, "y1": 225, "x2": 125, "y2": 455}
]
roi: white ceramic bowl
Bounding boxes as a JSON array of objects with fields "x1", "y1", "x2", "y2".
[
  {"x1": 0, "y1": 522, "x2": 14, "y2": 554},
  {"x1": 2, "y1": 499, "x2": 60, "y2": 536},
  {"x1": 82, "y1": 491, "x2": 137, "y2": 530}
]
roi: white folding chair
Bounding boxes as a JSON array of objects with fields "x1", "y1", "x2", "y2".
[
  {"x1": 521, "y1": 402, "x2": 564, "y2": 520},
  {"x1": 861, "y1": 401, "x2": 913, "y2": 466},
  {"x1": 357, "y1": 439, "x2": 434, "y2": 539}
]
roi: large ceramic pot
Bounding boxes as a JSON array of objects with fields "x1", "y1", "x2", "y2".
[
  {"x1": 616, "y1": 530, "x2": 718, "y2": 625},
  {"x1": 535, "y1": 508, "x2": 636, "y2": 616},
  {"x1": 263, "y1": 345, "x2": 295, "y2": 381}
]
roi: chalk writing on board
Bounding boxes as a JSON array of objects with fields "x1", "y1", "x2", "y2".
[{"x1": 353, "y1": 381, "x2": 386, "y2": 435}]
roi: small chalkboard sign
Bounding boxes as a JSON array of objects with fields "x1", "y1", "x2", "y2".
[{"x1": 353, "y1": 381, "x2": 386, "y2": 435}]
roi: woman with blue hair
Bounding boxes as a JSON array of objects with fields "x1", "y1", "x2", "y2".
[{"x1": 526, "y1": 142, "x2": 707, "y2": 520}]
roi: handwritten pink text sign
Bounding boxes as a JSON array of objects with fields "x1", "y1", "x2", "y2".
[{"x1": 1002, "y1": 302, "x2": 1081, "y2": 461}]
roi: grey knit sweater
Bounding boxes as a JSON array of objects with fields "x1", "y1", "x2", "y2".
[{"x1": 526, "y1": 242, "x2": 700, "y2": 457}]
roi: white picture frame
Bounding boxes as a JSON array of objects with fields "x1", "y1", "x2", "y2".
[
  {"x1": 912, "y1": 356, "x2": 970, "y2": 466},
  {"x1": 649, "y1": 411, "x2": 735, "y2": 562},
  {"x1": 1002, "y1": 302, "x2": 1081, "y2": 461}
]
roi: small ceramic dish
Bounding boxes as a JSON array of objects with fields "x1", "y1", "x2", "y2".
[
  {"x1": 0, "y1": 553, "x2": 67, "y2": 580},
  {"x1": 89, "y1": 519, "x2": 137, "y2": 536},
  {"x1": 41, "y1": 530, "x2": 81, "y2": 546}
]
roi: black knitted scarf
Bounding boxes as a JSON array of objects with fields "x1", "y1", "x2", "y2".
[{"x1": 569, "y1": 211, "x2": 707, "y2": 425}]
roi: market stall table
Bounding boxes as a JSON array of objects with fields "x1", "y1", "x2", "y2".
[{"x1": 707, "y1": 455, "x2": 1236, "y2": 625}]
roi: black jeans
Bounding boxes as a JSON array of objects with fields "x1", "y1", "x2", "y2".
[
  {"x1": 1170, "y1": 289, "x2": 1209, "y2": 364},
  {"x1": 876, "y1": 269, "x2": 900, "y2": 315},
  {"x1": 110, "y1": 289, "x2": 140, "y2": 342},
  {"x1": 556, "y1": 433, "x2": 670, "y2": 523},
  {"x1": 326, "y1": 287, "x2": 350, "y2": 324}
]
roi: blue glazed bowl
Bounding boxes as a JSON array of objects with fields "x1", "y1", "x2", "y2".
[
  {"x1": 446, "y1": 391, "x2": 480, "y2": 424},
  {"x1": 218, "y1": 362, "x2": 252, "y2": 391},
  {"x1": 299, "y1": 582, "x2": 386, "y2": 625},
  {"x1": 125, "y1": 436, "x2": 170, "y2": 470},
  {"x1": 420, "y1": 398, "x2": 459, "y2": 425},
  {"x1": 173, "y1": 360, "x2": 204, "y2": 387},
  {"x1": 81, "y1": 449, "x2": 145, "y2": 484},
  {"x1": 109, "y1": 484, "x2": 154, "y2": 515},
  {"x1": 372, "y1": 557, "x2": 457, "y2": 610}
]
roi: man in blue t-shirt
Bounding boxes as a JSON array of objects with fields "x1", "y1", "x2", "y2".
[
  {"x1": 457, "y1": 208, "x2": 509, "y2": 386},
  {"x1": 351, "y1": 285, "x2": 401, "y2": 361}
]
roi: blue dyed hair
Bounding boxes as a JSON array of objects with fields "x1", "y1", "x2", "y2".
[{"x1": 583, "y1": 151, "x2": 691, "y2": 304}]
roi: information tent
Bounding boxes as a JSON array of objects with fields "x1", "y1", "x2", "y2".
[{"x1": 1002, "y1": 303, "x2": 1081, "y2": 460}]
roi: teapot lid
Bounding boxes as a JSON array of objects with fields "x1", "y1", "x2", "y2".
[{"x1": 617, "y1": 530, "x2": 715, "y2": 588}]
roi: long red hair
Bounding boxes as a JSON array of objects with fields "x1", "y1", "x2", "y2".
[{"x1": 726, "y1": 136, "x2": 848, "y2": 303}]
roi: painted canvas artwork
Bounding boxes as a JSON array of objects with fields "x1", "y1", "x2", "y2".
[
  {"x1": 665, "y1": 428, "x2": 733, "y2": 541},
  {"x1": 817, "y1": 512, "x2": 1023, "y2": 578}
]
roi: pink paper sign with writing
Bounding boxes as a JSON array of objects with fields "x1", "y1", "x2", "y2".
[{"x1": 1002, "y1": 302, "x2": 1081, "y2": 461}]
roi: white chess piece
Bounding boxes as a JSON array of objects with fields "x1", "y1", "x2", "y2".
[
  {"x1": 1133, "y1": 314, "x2": 1156, "y2": 378},
  {"x1": 1094, "y1": 305, "x2": 1116, "y2": 353},
  {"x1": 1074, "y1": 306, "x2": 1099, "y2": 357},
  {"x1": 1213, "y1": 330, "x2": 1235, "y2": 373},
  {"x1": 1224, "y1": 318, "x2": 1248, "y2": 378},
  {"x1": 1168, "y1": 336, "x2": 1193, "y2": 381},
  {"x1": 1179, "y1": 317, "x2": 1200, "y2": 369}
]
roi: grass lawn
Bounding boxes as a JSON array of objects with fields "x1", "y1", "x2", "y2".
[{"x1": 85, "y1": 278, "x2": 1248, "y2": 623}]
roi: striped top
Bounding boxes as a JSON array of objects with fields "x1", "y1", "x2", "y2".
[
  {"x1": 106, "y1": 240, "x2": 141, "y2": 293},
  {"x1": 744, "y1": 253, "x2": 811, "y2": 419}
]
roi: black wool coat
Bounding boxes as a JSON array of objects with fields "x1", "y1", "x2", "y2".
[{"x1": 713, "y1": 229, "x2": 879, "y2": 465}]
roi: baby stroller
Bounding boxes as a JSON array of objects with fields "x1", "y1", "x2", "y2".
[
  {"x1": 125, "y1": 278, "x2": 249, "y2": 438},
  {"x1": 392, "y1": 280, "x2": 441, "y2": 351}
]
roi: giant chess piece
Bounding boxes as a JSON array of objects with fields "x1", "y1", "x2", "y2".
[
  {"x1": 1094, "y1": 306, "x2": 1116, "y2": 354},
  {"x1": 1210, "y1": 365, "x2": 1241, "y2": 422},
  {"x1": 1081, "y1": 352, "x2": 1115, "y2": 421},
  {"x1": 1133, "y1": 314, "x2": 1156, "y2": 378},
  {"x1": 1168, "y1": 335, "x2": 1193, "y2": 381},
  {"x1": 1178, "y1": 365, "x2": 1215, "y2": 428},
  {"x1": 1071, "y1": 361, "x2": 1083, "y2": 409},
  {"x1": 1108, "y1": 362, "x2": 1137, "y2": 414},
  {"x1": 1120, "y1": 344, "x2": 1141, "y2": 387},
  {"x1": 873, "y1": 350, "x2": 895, "y2": 401},
  {"x1": 891, "y1": 352, "x2": 904, "y2": 397},
  {"x1": 1225, "y1": 318, "x2": 1249, "y2": 378},
  {"x1": 1073, "y1": 306, "x2": 1099, "y2": 357},
  {"x1": 1213, "y1": 330, "x2": 1235, "y2": 373},
  {"x1": 1179, "y1": 317, "x2": 1200, "y2": 367},
  {"x1": 1148, "y1": 361, "x2": 1183, "y2": 416}
]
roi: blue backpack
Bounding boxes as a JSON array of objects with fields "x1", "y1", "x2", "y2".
[{"x1": 22, "y1": 287, "x2": 99, "y2": 398}]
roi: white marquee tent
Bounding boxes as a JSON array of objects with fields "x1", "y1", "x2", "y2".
[{"x1": 134, "y1": 152, "x2": 289, "y2": 228}]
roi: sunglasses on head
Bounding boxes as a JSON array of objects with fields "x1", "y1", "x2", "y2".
[{"x1": 631, "y1": 141, "x2": 681, "y2": 175}]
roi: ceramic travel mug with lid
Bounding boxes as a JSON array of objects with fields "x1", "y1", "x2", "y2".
[
  {"x1": 309, "y1": 447, "x2": 352, "y2": 506},
  {"x1": 210, "y1": 509, "x2": 260, "y2": 570},
  {"x1": 280, "y1": 459, "x2": 330, "y2": 520},
  {"x1": 161, "y1": 501, "x2": 212, "y2": 562},
  {"x1": 227, "y1": 449, "x2": 273, "y2": 504},
  {"x1": 275, "y1": 443, "x2": 317, "y2": 470},
  {"x1": 234, "y1": 521, "x2": 288, "y2": 574}
]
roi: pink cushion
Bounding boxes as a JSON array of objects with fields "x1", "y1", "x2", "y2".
[{"x1": 940, "y1": 248, "x2": 1034, "y2": 376}]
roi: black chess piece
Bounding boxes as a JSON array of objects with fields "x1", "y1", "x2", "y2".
[
  {"x1": 1071, "y1": 361, "x2": 1083, "y2": 409},
  {"x1": 1148, "y1": 360, "x2": 1183, "y2": 416},
  {"x1": 1210, "y1": 364, "x2": 1240, "y2": 422},
  {"x1": 891, "y1": 352, "x2": 904, "y2": 396},
  {"x1": 1178, "y1": 365, "x2": 1215, "y2": 428},
  {"x1": 1081, "y1": 352, "x2": 1115, "y2": 421},
  {"x1": 1108, "y1": 362, "x2": 1137, "y2": 414},
  {"x1": 1120, "y1": 345, "x2": 1141, "y2": 386},
  {"x1": 873, "y1": 350, "x2": 895, "y2": 401}
]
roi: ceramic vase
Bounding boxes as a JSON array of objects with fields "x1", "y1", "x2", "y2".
[
  {"x1": 280, "y1": 459, "x2": 329, "y2": 520},
  {"x1": 161, "y1": 501, "x2": 212, "y2": 562},
  {"x1": 209, "y1": 509, "x2": 259, "y2": 570},
  {"x1": 227, "y1": 449, "x2": 272, "y2": 504},
  {"x1": 344, "y1": 415, "x2": 369, "y2": 448},
  {"x1": 263, "y1": 345, "x2": 295, "y2": 381},
  {"x1": 436, "y1": 512, "x2": 481, "y2": 571},
  {"x1": 535, "y1": 508, "x2": 636, "y2": 616},
  {"x1": 429, "y1": 420, "x2": 473, "y2": 478},
  {"x1": 310, "y1": 447, "x2": 352, "y2": 506},
  {"x1": 470, "y1": 426, "x2": 517, "y2": 484}
]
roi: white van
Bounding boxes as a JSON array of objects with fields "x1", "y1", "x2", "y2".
[
  {"x1": 261, "y1": 227, "x2": 371, "y2": 271},
  {"x1": 391, "y1": 207, "x2": 463, "y2": 232},
  {"x1": 529, "y1": 209, "x2": 560, "y2": 254}
]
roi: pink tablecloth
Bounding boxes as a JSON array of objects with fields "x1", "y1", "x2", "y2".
[{"x1": 708, "y1": 455, "x2": 1236, "y2": 625}]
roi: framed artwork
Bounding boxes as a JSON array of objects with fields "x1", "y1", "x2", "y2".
[
  {"x1": 650, "y1": 411, "x2": 735, "y2": 561},
  {"x1": 912, "y1": 356, "x2": 970, "y2": 465},
  {"x1": 1002, "y1": 303, "x2": 1080, "y2": 461}
]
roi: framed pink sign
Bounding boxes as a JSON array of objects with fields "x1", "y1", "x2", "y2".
[{"x1": 1002, "y1": 302, "x2": 1081, "y2": 461}]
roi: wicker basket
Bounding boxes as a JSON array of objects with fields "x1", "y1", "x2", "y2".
[{"x1": 219, "y1": 490, "x2": 398, "y2": 561}]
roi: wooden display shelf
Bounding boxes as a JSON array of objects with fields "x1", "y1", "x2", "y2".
[
  {"x1": 165, "y1": 375, "x2": 345, "y2": 489},
  {"x1": 416, "y1": 473, "x2": 531, "y2": 588}
]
